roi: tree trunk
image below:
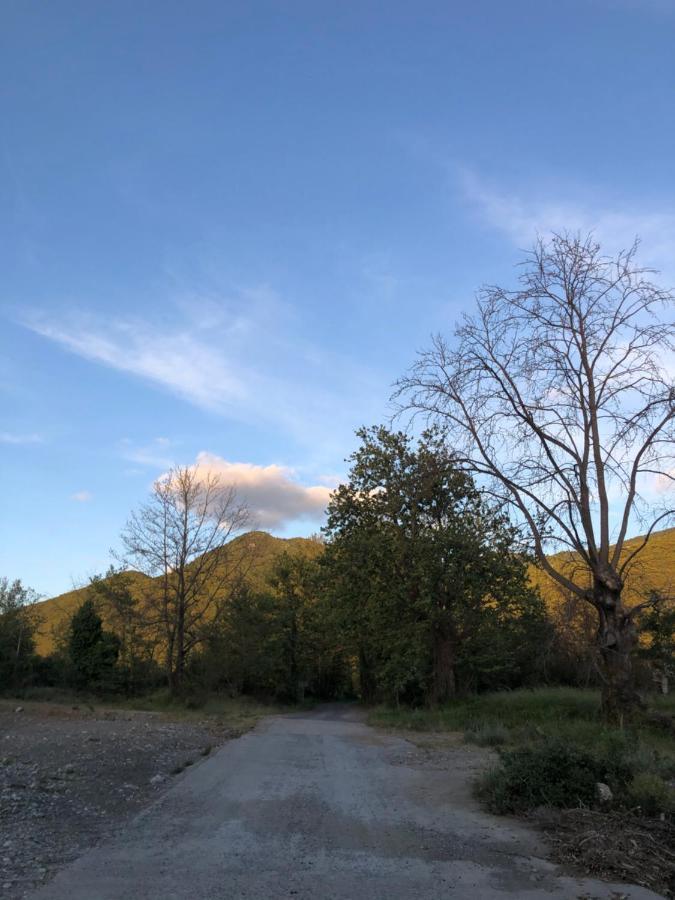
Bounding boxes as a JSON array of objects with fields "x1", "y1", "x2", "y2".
[
  {"x1": 430, "y1": 628, "x2": 456, "y2": 704},
  {"x1": 594, "y1": 579, "x2": 643, "y2": 724},
  {"x1": 165, "y1": 635, "x2": 175, "y2": 694},
  {"x1": 173, "y1": 602, "x2": 185, "y2": 697},
  {"x1": 358, "y1": 647, "x2": 377, "y2": 703}
]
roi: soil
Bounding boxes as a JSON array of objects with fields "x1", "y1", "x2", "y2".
[
  {"x1": 535, "y1": 808, "x2": 675, "y2": 899},
  {"x1": 0, "y1": 699, "x2": 236, "y2": 898}
]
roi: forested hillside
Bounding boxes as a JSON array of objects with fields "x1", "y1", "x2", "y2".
[
  {"x1": 33, "y1": 526, "x2": 674, "y2": 659},
  {"x1": 531, "y1": 526, "x2": 675, "y2": 607},
  {"x1": 32, "y1": 531, "x2": 322, "y2": 656}
]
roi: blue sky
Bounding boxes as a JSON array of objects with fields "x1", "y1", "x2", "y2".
[{"x1": 2, "y1": 0, "x2": 674, "y2": 597}]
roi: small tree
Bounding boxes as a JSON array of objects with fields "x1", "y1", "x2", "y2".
[
  {"x1": 68, "y1": 599, "x2": 120, "y2": 691},
  {"x1": 397, "y1": 233, "x2": 674, "y2": 722},
  {"x1": 0, "y1": 578, "x2": 39, "y2": 689},
  {"x1": 120, "y1": 465, "x2": 249, "y2": 695}
]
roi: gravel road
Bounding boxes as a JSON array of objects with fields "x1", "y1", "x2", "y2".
[{"x1": 28, "y1": 705, "x2": 664, "y2": 900}]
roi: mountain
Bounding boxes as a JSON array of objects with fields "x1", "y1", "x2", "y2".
[
  {"x1": 529, "y1": 526, "x2": 675, "y2": 607},
  {"x1": 31, "y1": 527, "x2": 674, "y2": 657},
  {"x1": 31, "y1": 531, "x2": 323, "y2": 656}
]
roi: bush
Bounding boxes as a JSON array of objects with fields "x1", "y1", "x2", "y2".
[
  {"x1": 626, "y1": 773, "x2": 675, "y2": 817},
  {"x1": 464, "y1": 720, "x2": 510, "y2": 747},
  {"x1": 477, "y1": 739, "x2": 633, "y2": 814}
]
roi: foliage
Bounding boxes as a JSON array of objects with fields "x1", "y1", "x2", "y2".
[
  {"x1": 195, "y1": 554, "x2": 349, "y2": 701},
  {"x1": 638, "y1": 593, "x2": 675, "y2": 690},
  {"x1": 477, "y1": 739, "x2": 633, "y2": 814},
  {"x1": 463, "y1": 720, "x2": 509, "y2": 747},
  {"x1": 88, "y1": 567, "x2": 163, "y2": 694},
  {"x1": 68, "y1": 599, "x2": 120, "y2": 691},
  {"x1": 372, "y1": 686, "x2": 675, "y2": 819},
  {"x1": 0, "y1": 578, "x2": 39, "y2": 689},
  {"x1": 626, "y1": 773, "x2": 675, "y2": 817},
  {"x1": 322, "y1": 426, "x2": 549, "y2": 704}
]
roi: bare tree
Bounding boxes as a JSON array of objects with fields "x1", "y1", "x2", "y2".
[
  {"x1": 120, "y1": 465, "x2": 249, "y2": 695},
  {"x1": 396, "y1": 233, "x2": 674, "y2": 722}
]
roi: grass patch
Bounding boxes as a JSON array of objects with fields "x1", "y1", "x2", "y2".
[
  {"x1": 112, "y1": 690, "x2": 285, "y2": 730},
  {"x1": 371, "y1": 687, "x2": 675, "y2": 820},
  {"x1": 463, "y1": 720, "x2": 510, "y2": 747},
  {"x1": 369, "y1": 687, "x2": 604, "y2": 733}
]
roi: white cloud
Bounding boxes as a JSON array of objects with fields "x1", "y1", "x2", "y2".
[
  {"x1": 119, "y1": 437, "x2": 175, "y2": 470},
  {"x1": 24, "y1": 314, "x2": 248, "y2": 415},
  {"x1": 189, "y1": 452, "x2": 334, "y2": 529},
  {"x1": 19, "y1": 290, "x2": 385, "y2": 461},
  {"x1": 0, "y1": 432, "x2": 43, "y2": 445},
  {"x1": 460, "y1": 170, "x2": 675, "y2": 279},
  {"x1": 71, "y1": 491, "x2": 93, "y2": 502}
]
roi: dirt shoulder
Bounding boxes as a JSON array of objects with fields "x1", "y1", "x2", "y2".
[
  {"x1": 396, "y1": 731, "x2": 673, "y2": 899},
  {"x1": 0, "y1": 699, "x2": 242, "y2": 899}
]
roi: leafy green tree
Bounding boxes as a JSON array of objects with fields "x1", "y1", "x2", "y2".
[
  {"x1": 199, "y1": 583, "x2": 279, "y2": 696},
  {"x1": 196, "y1": 557, "x2": 349, "y2": 701},
  {"x1": 88, "y1": 568, "x2": 161, "y2": 694},
  {"x1": 639, "y1": 593, "x2": 675, "y2": 694},
  {"x1": 323, "y1": 426, "x2": 548, "y2": 704},
  {"x1": 266, "y1": 554, "x2": 348, "y2": 701},
  {"x1": 0, "y1": 578, "x2": 39, "y2": 689},
  {"x1": 68, "y1": 599, "x2": 120, "y2": 691}
]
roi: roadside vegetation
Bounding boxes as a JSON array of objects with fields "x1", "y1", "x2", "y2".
[
  {"x1": 372, "y1": 687, "x2": 675, "y2": 816},
  {"x1": 373, "y1": 687, "x2": 675, "y2": 896}
]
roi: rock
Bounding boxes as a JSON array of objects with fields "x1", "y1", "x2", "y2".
[
  {"x1": 595, "y1": 782, "x2": 613, "y2": 803},
  {"x1": 63, "y1": 764, "x2": 75, "y2": 775},
  {"x1": 14, "y1": 707, "x2": 23, "y2": 714},
  {"x1": 149, "y1": 774, "x2": 165, "y2": 786}
]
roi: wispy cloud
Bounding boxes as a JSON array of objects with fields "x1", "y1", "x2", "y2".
[
  {"x1": 188, "y1": 452, "x2": 333, "y2": 529},
  {"x1": 19, "y1": 289, "x2": 385, "y2": 460},
  {"x1": 71, "y1": 490, "x2": 93, "y2": 502},
  {"x1": 24, "y1": 313, "x2": 248, "y2": 415},
  {"x1": 119, "y1": 437, "x2": 175, "y2": 470},
  {"x1": 0, "y1": 431, "x2": 43, "y2": 445},
  {"x1": 460, "y1": 169, "x2": 675, "y2": 280}
]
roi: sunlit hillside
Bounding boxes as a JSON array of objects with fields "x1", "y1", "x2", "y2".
[
  {"x1": 32, "y1": 531, "x2": 323, "y2": 656},
  {"x1": 32, "y1": 527, "x2": 673, "y2": 657},
  {"x1": 528, "y1": 526, "x2": 675, "y2": 608}
]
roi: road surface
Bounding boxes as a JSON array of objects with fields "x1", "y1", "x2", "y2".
[{"x1": 30, "y1": 705, "x2": 663, "y2": 899}]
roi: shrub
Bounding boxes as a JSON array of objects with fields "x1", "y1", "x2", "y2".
[
  {"x1": 625, "y1": 773, "x2": 675, "y2": 817},
  {"x1": 477, "y1": 739, "x2": 633, "y2": 814},
  {"x1": 464, "y1": 720, "x2": 510, "y2": 747}
]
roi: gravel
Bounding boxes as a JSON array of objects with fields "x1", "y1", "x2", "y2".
[{"x1": 0, "y1": 699, "x2": 234, "y2": 899}]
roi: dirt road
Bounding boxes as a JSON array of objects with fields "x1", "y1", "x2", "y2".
[{"x1": 29, "y1": 705, "x2": 663, "y2": 899}]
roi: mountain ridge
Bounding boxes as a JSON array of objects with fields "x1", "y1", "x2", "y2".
[{"x1": 30, "y1": 527, "x2": 674, "y2": 657}]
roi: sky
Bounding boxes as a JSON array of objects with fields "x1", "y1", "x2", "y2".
[{"x1": 1, "y1": 0, "x2": 674, "y2": 597}]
